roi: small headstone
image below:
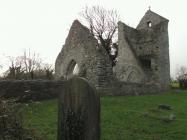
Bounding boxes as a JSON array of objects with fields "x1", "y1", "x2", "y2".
[
  {"x1": 158, "y1": 104, "x2": 172, "y2": 110},
  {"x1": 161, "y1": 114, "x2": 176, "y2": 123},
  {"x1": 58, "y1": 77, "x2": 100, "y2": 140}
]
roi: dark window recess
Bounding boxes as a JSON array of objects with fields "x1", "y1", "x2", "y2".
[
  {"x1": 155, "y1": 66, "x2": 158, "y2": 71},
  {"x1": 141, "y1": 59, "x2": 151, "y2": 70}
]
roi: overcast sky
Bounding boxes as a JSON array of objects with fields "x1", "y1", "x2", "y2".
[{"x1": 0, "y1": 0, "x2": 187, "y2": 77}]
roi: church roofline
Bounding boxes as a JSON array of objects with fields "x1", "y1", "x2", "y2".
[{"x1": 146, "y1": 10, "x2": 169, "y2": 21}]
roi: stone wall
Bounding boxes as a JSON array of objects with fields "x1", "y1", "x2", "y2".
[
  {"x1": 0, "y1": 79, "x2": 165, "y2": 101},
  {"x1": 155, "y1": 22, "x2": 170, "y2": 90},
  {"x1": 55, "y1": 20, "x2": 113, "y2": 89},
  {"x1": 114, "y1": 22, "x2": 146, "y2": 83},
  {"x1": 114, "y1": 10, "x2": 170, "y2": 91},
  {"x1": 136, "y1": 10, "x2": 169, "y2": 29},
  {"x1": 0, "y1": 80, "x2": 64, "y2": 101},
  {"x1": 55, "y1": 9, "x2": 170, "y2": 94},
  {"x1": 98, "y1": 82, "x2": 161, "y2": 96},
  {"x1": 136, "y1": 10, "x2": 170, "y2": 91}
]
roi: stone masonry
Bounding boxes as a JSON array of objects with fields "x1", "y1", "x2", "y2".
[
  {"x1": 55, "y1": 20, "x2": 113, "y2": 89},
  {"x1": 114, "y1": 10, "x2": 170, "y2": 90},
  {"x1": 55, "y1": 10, "x2": 170, "y2": 94}
]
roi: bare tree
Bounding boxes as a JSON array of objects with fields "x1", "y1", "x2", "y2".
[
  {"x1": 80, "y1": 6, "x2": 119, "y2": 54},
  {"x1": 43, "y1": 64, "x2": 54, "y2": 80},
  {"x1": 4, "y1": 50, "x2": 43, "y2": 79},
  {"x1": 176, "y1": 66, "x2": 187, "y2": 80},
  {"x1": 4, "y1": 56, "x2": 24, "y2": 79},
  {"x1": 22, "y1": 49, "x2": 42, "y2": 79},
  {"x1": 176, "y1": 66, "x2": 187, "y2": 88}
]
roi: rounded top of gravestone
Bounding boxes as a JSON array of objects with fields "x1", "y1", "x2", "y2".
[{"x1": 58, "y1": 77, "x2": 100, "y2": 140}]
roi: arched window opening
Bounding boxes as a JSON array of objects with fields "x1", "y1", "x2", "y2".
[
  {"x1": 66, "y1": 60, "x2": 79, "y2": 79},
  {"x1": 73, "y1": 63, "x2": 79, "y2": 75},
  {"x1": 147, "y1": 21, "x2": 152, "y2": 27}
]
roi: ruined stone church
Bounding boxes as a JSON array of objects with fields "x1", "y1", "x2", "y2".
[{"x1": 55, "y1": 10, "x2": 170, "y2": 95}]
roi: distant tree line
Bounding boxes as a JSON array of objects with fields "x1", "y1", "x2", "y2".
[
  {"x1": 176, "y1": 66, "x2": 187, "y2": 89},
  {"x1": 1, "y1": 50, "x2": 54, "y2": 80}
]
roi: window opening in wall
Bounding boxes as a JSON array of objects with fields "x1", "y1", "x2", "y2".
[
  {"x1": 140, "y1": 59, "x2": 151, "y2": 70},
  {"x1": 110, "y1": 43, "x2": 118, "y2": 67},
  {"x1": 73, "y1": 63, "x2": 79, "y2": 75},
  {"x1": 66, "y1": 60, "x2": 79, "y2": 79},
  {"x1": 155, "y1": 66, "x2": 158, "y2": 71},
  {"x1": 147, "y1": 21, "x2": 152, "y2": 27}
]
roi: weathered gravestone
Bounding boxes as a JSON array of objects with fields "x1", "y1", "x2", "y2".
[{"x1": 58, "y1": 77, "x2": 100, "y2": 140}]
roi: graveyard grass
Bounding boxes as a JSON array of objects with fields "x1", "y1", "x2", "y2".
[{"x1": 23, "y1": 90, "x2": 187, "y2": 140}]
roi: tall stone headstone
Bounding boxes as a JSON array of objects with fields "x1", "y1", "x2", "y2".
[{"x1": 58, "y1": 77, "x2": 100, "y2": 140}]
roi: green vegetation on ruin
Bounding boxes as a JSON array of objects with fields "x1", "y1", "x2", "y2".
[{"x1": 23, "y1": 90, "x2": 187, "y2": 140}]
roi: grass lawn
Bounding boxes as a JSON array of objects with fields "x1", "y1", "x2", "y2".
[{"x1": 23, "y1": 90, "x2": 187, "y2": 140}]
